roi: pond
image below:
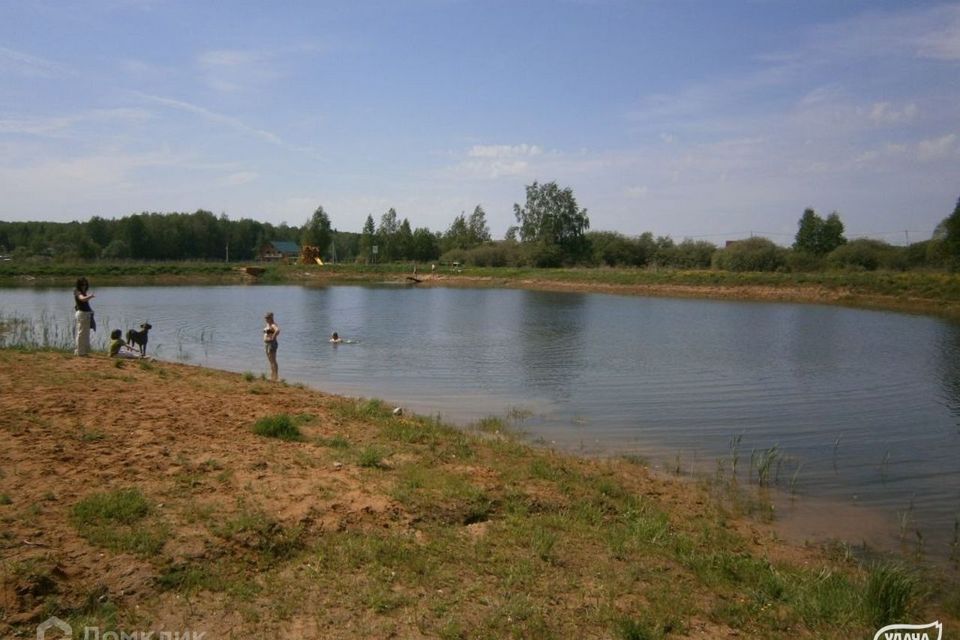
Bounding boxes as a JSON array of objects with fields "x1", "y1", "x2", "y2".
[{"x1": 3, "y1": 283, "x2": 959, "y2": 559}]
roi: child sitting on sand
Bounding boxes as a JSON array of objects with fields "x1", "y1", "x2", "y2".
[{"x1": 108, "y1": 329, "x2": 143, "y2": 359}]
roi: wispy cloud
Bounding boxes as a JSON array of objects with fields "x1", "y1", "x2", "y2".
[
  {"x1": 220, "y1": 171, "x2": 259, "y2": 186},
  {"x1": 806, "y1": 3, "x2": 960, "y2": 62},
  {"x1": 133, "y1": 92, "x2": 284, "y2": 145},
  {"x1": 197, "y1": 48, "x2": 278, "y2": 93},
  {"x1": 0, "y1": 108, "x2": 152, "y2": 137},
  {"x1": 0, "y1": 46, "x2": 67, "y2": 78}
]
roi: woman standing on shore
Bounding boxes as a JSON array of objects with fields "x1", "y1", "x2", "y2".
[
  {"x1": 263, "y1": 312, "x2": 280, "y2": 381},
  {"x1": 73, "y1": 277, "x2": 95, "y2": 356}
]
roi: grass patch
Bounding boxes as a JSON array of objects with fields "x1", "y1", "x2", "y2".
[
  {"x1": 214, "y1": 508, "x2": 304, "y2": 564},
  {"x1": 251, "y1": 414, "x2": 303, "y2": 441},
  {"x1": 0, "y1": 493, "x2": 12, "y2": 505},
  {"x1": 317, "y1": 434, "x2": 350, "y2": 449},
  {"x1": 78, "y1": 429, "x2": 106, "y2": 442},
  {"x1": 864, "y1": 563, "x2": 917, "y2": 628},
  {"x1": 357, "y1": 445, "x2": 387, "y2": 468},
  {"x1": 70, "y1": 488, "x2": 166, "y2": 556}
]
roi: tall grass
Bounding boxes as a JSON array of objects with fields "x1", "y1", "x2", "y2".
[
  {"x1": 0, "y1": 310, "x2": 76, "y2": 351},
  {"x1": 863, "y1": 564, "x2": 917, "y2": 628}
]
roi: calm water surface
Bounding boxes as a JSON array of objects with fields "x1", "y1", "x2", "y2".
[{"x1": 3, "y1": 284, "x2": 959, "y2": 556}]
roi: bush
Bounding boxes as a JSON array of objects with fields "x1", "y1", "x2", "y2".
[
  {"x1": 252, "y1": 414, "x2": 303, "y2": 441},
  {"x1": 712, "y1": 237, "x2": 786, "y2": 272},
  {"x1": 786, "y1": 251, "x2": 826, "y2": 273},
  {"x1": 466, "y1": 244, "x2": 510, "y2": 267},
  {"x1": 657, "y1": 240, "x2": 716, "y2": 269},
  {"x1": 527, "y1": 242, "x2": 566, "y2": 268},
  {"x1": 438, "y1": 248, "x2": 468, "y2": 266},
  {"x1": 905, "y1": 239, "x2": 947, "y2": 270},
  {"x1": 827, "y1": 239, "x2": 902, "y2": 271}
]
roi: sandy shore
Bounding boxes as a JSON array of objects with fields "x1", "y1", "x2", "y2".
[{"x1": 0, "y1": 350, "x2": 955, "y2": 638}]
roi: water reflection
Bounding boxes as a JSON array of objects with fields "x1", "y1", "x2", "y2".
[{"x1": 937, "y1": 322, "x2": 960, "y2": 428}]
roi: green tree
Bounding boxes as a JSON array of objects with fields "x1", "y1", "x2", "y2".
[
  {"x1": 443, "y1": 214, "x2": 471, "y2": 251},
  {"x1": 943, "y1": 195, "x2": 960, "y2": 269},
  {"x1": 360, "y1": 215, "x2": 376, "y2": 263},
  {"x1": 467, "y1": 205, "x2": 491, "y2": 245},
  {"x1": 411, "y1": 227, "x2": 441, "y2": 262},
  {"x1": 513, "y1": 181, "x2": 590, "y2": 264},
  {"x1": 794, "y1": 208, "x2": 847, "y2": 256},
  {"x1": 301, "y1": 206, "x2": 332, "y2": 256},
  {"x1": 378, "y1": 208, "x2": 399, "y2": 262},
  {"x1": 396, "y1": 218, "x2": 414, "y2": 260}
]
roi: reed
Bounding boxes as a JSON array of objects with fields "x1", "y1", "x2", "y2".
[
  {"x1": 729, "y1": 433, "x2": 743, "y2": 479},
  {"x1": 755, "y1": 445, "x2": 780, "y2": 487},
  {"x1": 0, "y1": 310, "x2": 75, "y2": 351}
]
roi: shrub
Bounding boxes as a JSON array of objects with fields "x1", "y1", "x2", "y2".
[
  {"x1": 657, "y1": 240, "x2": 717, "y2": 269},
  {"x1": 786, "y1": 251, "x2": 826, "y2": 273},
  {"x1": 827, "y1": 239, "x2": 901, "y2": 271},
  {"x1": 712, "y1": 237, "x2": 787, "y2": 272},
  {"x1": 252, "y1": 414, "x2": 303, "y2": 441},
  {"x1": 527, "y1": 242, "x2": 566, "y2": 268}
]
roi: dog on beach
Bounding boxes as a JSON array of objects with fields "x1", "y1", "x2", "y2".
[{"x1": 126, "y1": 322, "x2": 152, "y2": 356}]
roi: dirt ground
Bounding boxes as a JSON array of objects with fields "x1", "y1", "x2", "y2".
[{"x1": 0, "y1": 350, "x2": 954, "y2": 638}]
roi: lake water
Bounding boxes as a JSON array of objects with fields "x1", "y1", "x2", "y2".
[{"x1": 3, "y1": 284, "x2": 959, "y2": 558}]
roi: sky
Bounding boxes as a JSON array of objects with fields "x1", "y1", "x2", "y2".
[{"x1": 1, "y1": 1, "x2": 958, "y2": 245}]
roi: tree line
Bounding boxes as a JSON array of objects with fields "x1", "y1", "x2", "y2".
[{"x1": 2, "y1": 183, "x2": 958, "y2": 273}]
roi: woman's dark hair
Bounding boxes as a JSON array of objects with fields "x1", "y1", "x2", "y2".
[
  {"x1": 111, "y1": 329, "x2": 122, "y2": 339},
  {"x1": 75, "y1": 277, "x2": 89, "y2": 291}
]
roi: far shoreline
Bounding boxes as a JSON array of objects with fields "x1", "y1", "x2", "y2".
[{"x1": 4, "y1": 262, "x2": 960, "y2": 320}]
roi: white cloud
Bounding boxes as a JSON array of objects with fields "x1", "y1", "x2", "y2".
[
  {"x1": 467, "y1": 144, "x2": 542, "y2": 159},
  {"x1": 866, "y1": 102, "x2": 918, "y2": 126},
  {"x1": 915, "y1": 22, "x2": 960, "y2": 61},
  {"x1": 916, "y1": 133, "x2": 958, "y2": 161},
  {"x1": 220, "y1": 171, "x2": 259, "y2": 186}
]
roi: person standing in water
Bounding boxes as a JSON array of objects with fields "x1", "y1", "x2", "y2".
[
  {"x1": 263, "y1": 312, "x2": 280, "y2": 381},
  {"x1": 73, "y1": 277, "x2": 95, "y2": 356}
]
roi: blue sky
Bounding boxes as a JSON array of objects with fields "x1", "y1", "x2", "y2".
[{"x1": 1, "y1": 1, "x2": 958, "y2": 244}]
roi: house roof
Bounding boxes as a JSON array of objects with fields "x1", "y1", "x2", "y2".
[{"x1": 267, "y1": 241, "x2": 300, "y2": 253}]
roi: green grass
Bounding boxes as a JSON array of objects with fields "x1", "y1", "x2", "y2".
[
  {"x1": 251, "y1": 414, "x2": 303, "y2": 441},
  {"x1": 357, "y1": 445, "x2": 387, "y2": 468},
  {"x1": 70, "y1": 488, "x2": 167, "y2": 556},
  {"x1": 863, "y1": 563, "x2": 917, "y2": 628}
]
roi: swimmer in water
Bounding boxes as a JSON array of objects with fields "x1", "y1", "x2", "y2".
[{"x1": 330, "y1": 332, "x2": 342, "y2": 343}]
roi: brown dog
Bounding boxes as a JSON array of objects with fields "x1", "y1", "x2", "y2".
[{"x1": 126, "y1": 323, "x2": 152, "y2": 356}]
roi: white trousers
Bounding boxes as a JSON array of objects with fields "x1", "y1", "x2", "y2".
[{"x1": 75, "y1": 310, "x2": 92, "y2": 355}]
